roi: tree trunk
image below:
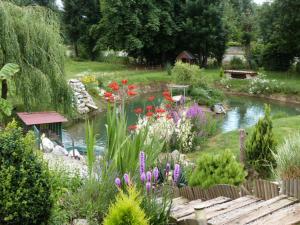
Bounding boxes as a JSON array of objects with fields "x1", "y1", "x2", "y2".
[
  {"x1": 74, "y1": 42, "x2": 79, "y2": 58},
  {"x1": 1, "y1": 79, "x2": 8, "y2": 99}
]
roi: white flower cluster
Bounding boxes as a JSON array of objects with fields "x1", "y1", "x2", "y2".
[
  {"x1": 249, "y1": 73, "x2": 284, "y2": 95},
  {"x1": 136, "y1": 109, "x2": 195, "y2": 152},
  {"x1": 176, "y1": 117, "x2": 195, "y2": 153}
]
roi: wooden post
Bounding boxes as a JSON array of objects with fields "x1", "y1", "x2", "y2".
[
  {"x1": 194, "y1": 206, "x2": 207, "y2": 225},
  {"x1": 239, "y1": 129, "x2": 246, "y2": 166}
]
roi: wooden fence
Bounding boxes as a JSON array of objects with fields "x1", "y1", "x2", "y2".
[{"x1": 173, "y1": 179, "x2": 300, "y2": 201}]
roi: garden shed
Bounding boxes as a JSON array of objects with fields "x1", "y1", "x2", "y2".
[
  {"x1": 17, "y1": 111, "x2": 68, "y2": 143},
  {"x1": 176, "y1": 51, "x2": 197, "y2": 64}
]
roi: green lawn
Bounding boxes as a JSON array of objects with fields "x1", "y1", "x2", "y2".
[
  {"x1": 188, "y1": 115, "x2": 300, "y2": 159},
  {"x1": 65, "y1": 59, "x2": 169, "y2": 84}
]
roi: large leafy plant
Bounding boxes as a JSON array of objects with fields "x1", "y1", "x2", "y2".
[{"x1": 0, "y1": 63, "x2": 19, "y2": 122}]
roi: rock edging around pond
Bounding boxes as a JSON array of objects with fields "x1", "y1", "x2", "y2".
[{"x1": 69, "y1": 79, "x2": 99, "y2": 114}]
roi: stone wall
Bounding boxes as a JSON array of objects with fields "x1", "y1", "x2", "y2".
[{"x1": 69, "y1": 79, "x2": 98, "y2": 114}]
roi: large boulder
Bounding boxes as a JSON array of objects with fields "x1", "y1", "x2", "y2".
[
  {"x1": 52, "y1": 145, "x2": 69, "y2": 156},
  {"x1": 41, "y1": 137, "x2": 54, "y2": 153}
]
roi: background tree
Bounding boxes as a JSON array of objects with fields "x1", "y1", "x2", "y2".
[
  {"x1": 0, "y1": 2, "x2": 73, "y2": 113},
  {"x1": 258, "y1": 0, "x2": 300, "y2": 71},
  {"x1": 63, "y1": 0, "x2": 101, "y2": 59},
  {"x1": 11, "y1": 0, "x2": 57, "y2": 10},
  {"x1": 183, "y1": 0, "x2": 227, "y2": 67}
]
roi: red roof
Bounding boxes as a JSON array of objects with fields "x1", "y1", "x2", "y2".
[{"x1": 17, "y1": 112, "x2": 68, "y2": 125}]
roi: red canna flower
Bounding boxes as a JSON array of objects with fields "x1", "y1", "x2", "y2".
[
  {"x1": 127, "y1": 90, "x2": 137, "y2": 96},
  {"x1": 146, "y1": 105, "x2": 153, "y2": 111},
  {"x1": 155, "y1": 108, "x2": 166, "y2": 114},
  {"x1": 128, "y1": 84, "x2": 136, "y2": 90},
  {"x1": 122, "y1": 79, "x2": 128, "y2": 85},
  {"x1": 147, "y1": 96, "x2": 155, "y2": 102},
  {"x1": 163, "y1": 91, "x2": 171, "y2": 97},
  {"x1": 128, "y1": 125, "x2": 137, "y2": 131},
  {"x1": 134, "y1": 108, "x2": 143, "y2": 114},
  {"x1": 146, "y1": 111, "x2": 154, "y2": 117},
  {"x1": 166, "y1": 114, "x2": 172, "y2": 120},
  {"x1": 109, "y1": 81, "x2": 119, "y2": 91},
  {"x1": 166, "y1": 104, "x2": 172, "y2": 109},
  {"x1": 104, "y1": 92, "x2": 113, "y2": 98},
  {"x1": 164, "y1": 95, "x2": 174, "y2": 102}
]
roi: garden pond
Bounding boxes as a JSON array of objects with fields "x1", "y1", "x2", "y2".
[{"x1": 63, "y1": 93, "x2": 300, "y2": 153}]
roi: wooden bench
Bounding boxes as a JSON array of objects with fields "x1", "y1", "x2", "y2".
[{"x1": 224, "y1": 70, "x2": 258, "y2": 79}]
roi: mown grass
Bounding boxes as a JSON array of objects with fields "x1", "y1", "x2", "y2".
[
  {"x1": 65, "y1": 59, "x2": 170, "y2": 84},
  {"x1": 188, "y1": 115, "x2": 300, "y2": 159}
]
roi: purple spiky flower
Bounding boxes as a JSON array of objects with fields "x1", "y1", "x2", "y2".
[
  {"x1": 124, "y1": 173, "x2": 129, "y2": 185},
  {"x1": 146, "y1": 182, "x2": 151, "y2": 193},
  {"x1": 173, "y1": 164, "x2": 180, "y2": 183},
  {"x1": 115, "y1": 177, "x2": 121, "y2": 187},
  {"x1": 153, "y1": 167, "x2": 159, "y2": 182},
  {"x1": 146, "y1": 171, "x2": 152, "y2": 182},
  {"x1": 139, "y1": 151, "x2": 145, "y2": 175},
  {"x1": 140, "y1": 172, "x2": 146, "y2": 183}
]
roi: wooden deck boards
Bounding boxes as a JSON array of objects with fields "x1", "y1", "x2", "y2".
[{"x1": 171, "y1": 195, "x2": 300, "y2": 225}]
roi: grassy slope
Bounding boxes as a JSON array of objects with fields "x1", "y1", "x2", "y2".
[
  {"x1": 188, "y1": 115, "x2": 300, "y2": 159},
  {"x1": 65, "y1": 60, "x2": 169, "y2": 84}
]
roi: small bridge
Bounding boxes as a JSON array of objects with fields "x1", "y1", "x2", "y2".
[{"x1": 224, "y1": 70, "x2": 258, "y2": 79}]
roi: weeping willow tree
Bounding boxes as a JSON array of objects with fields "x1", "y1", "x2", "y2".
[{"x1": 0, "y1": 1, "x2": 73, "y2": 114}]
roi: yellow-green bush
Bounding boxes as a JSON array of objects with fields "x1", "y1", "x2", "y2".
[{"x1": 103, "y1": 187, "x2": 149, "y2": 225}]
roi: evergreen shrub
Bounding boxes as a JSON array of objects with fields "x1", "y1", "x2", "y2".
[
  {"x1": 0, "y1": 121, "x2": 52, "y2": 225},
  {"x1": 103, "y1": 187, "x2": 149, "y2": 225},
  {"x1": 246, "y1": 105, "x2": 277, "y2": 178},
  {"x1": 189, "y1": 150, "x2": 246, "y2": 189}
]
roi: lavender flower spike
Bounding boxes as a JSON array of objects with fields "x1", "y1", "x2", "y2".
[
  {"x1": 115, "y1": 177, "x2": 121, "y2": 187},
  {"x1": 146, "y1": 182, "x2": 151, "y2": 193},
  {"x1": 140, "y1": 172, "x2": 146, "y2": 183},
  {"x1": 173, "y1": 164, "x2": 180, "y2": 183},
  {"x1": 139, "y1": 151, "x2": 145, "y2": 175},
  {"x1": 124, "y1": 173, "x2": 130, "y2": 185},
  {"x1": 153, "y1": 167, "x2": 159, "y2": 182},
  {"x1": 146, "y1": 171, "x2": 152, "y2": 182}
]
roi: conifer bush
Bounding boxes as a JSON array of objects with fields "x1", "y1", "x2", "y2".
[
  {"x1": 246, "y1": 105, "x2": 277, "y2": 178},
  {"x1": 189, "y1": 150, "x2": 246, "y2": 188},
  {"x1": 0, "y1": 121, "x2": 52, "y2": 225},
  {"x1": 103, "y1": 187, "x2": 149, "y2": 225}
]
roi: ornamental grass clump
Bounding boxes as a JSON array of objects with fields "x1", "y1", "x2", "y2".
[
  {"x1": 103, "y1": 187, "x2": 149, "y2": 225},
  {"x1": 274, "y1": 133, "x2": 300, "y2": 179},
  {"x1": 189, "y1": 150, "x2": 246, "y2": 189}
]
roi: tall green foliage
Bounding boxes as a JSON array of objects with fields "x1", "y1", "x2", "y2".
[
  {"x1": 0, "y1": 121, "x2": 52, "y2": 225},
  {"x1": 0, "y1": 2, "x2": 73, "y2": 113},
  {"x1": 246, "y1": 105, "x2": 277, "y2": 178},
  {"x1": 105, "y1": 104, "x2": 164, "y2": 176},
  {"x1": 85, "y1": 120, "x2": 96, "y2": 178}
]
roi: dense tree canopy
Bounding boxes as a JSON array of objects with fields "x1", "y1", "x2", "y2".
[
  {"x1": 0, "y1": 2, "x2": 73, "y2": 113},
  {"x1": 62, "y1": 0, "x2": 101, "y2": 59},
  {"x1": 258, "y1": 0, "x2": 300, "y2": 70}
]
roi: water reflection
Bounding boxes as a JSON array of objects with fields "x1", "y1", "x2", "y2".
[{"x1": 221, "y1": 95, "x2": 300, "y2": 133}]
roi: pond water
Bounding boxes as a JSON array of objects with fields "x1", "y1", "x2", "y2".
[{"x1": 63, "y1": 93, "x2": 300, "y2": 153}]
